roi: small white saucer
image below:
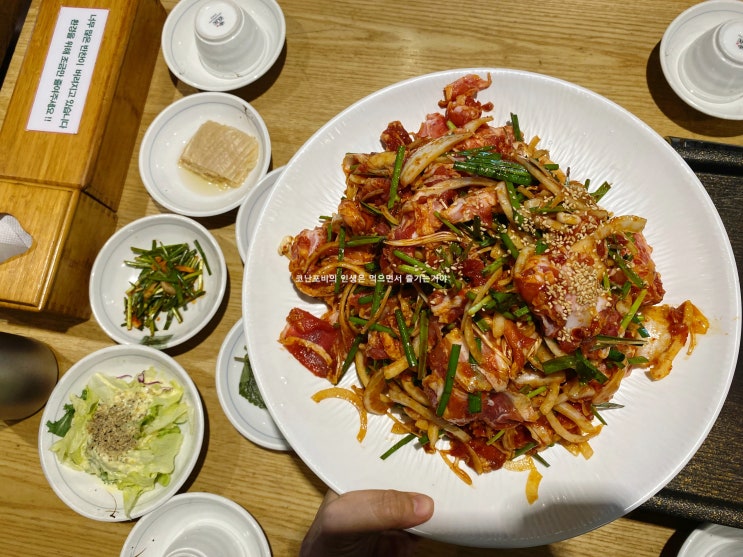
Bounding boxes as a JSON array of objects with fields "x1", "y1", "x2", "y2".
[
  {"x1": 216, "y1": 318, "x2": 291, "y2": 451},
  {"x1": 236, "y1": 165, "x2": 284, "y2": 262},
  {"x1": 678, "y1": 522, "x2": 743, "y2": 557},
  {"x1": 660, "y1": 0, "x2": 743, "y2": 120},
  {"x1": 162, "y1": 0, "x2": 285, "y2": 92},
  {"x1": 139, "y1": 92, "x2": 271, "y2": 217},
  {"x1": 120, "y1": 492, "x2": 271, "y2": 557}
]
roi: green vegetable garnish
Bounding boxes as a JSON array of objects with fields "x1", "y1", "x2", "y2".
[
  {"x1": 237, "y1": 352, "x2": 266, "y2": 409},
  {"x1": 436, "y1": 343, "x2": 461, "y2": 416},
  {"x1": 46, "y1": 402, "x2": 76, "y2": 437},
  {"x1": 453, "y1": 147, "x2": 531, "y2": 185},
  {"x1": 123, "y1": 240, "x2": 210, "y2": 337}
]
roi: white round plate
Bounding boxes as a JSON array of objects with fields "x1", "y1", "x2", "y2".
[
  {"x1": 660, "y1": 0, "x2": 743, "y2": 120},
  {"x1": 242, "y1": 68, "x2": 741, "y2": 548},
  {"x1": 162, "y1": 0, "x2": 285, "y2": 92},
  {"x1": 139, "y1": 92, "x2": 271, "y2": 217},
  {"x1": 38, "y1": 345, "x2": 205, "y2": 521},
  {"x1": 236, "y1": 165, "x2": 284, "y2": 262},
  {"x1": 120, "y1": 492, "x2": 271, "y2": 557},
  {"x1": 216, "y1": 318, "x2": 290, "y2": 451},
  {"x1": 90, "y1": 214, "x2": 227, "y2": 350},
  {"x1": 679, "y1": 522, "x2": 743, "y2": 557}
]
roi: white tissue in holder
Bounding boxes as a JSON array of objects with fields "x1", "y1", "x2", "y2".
[{"x1": 0, "y1": 213, "x2": 33, "y2": 264}]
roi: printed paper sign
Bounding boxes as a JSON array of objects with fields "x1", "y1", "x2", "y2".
[{"x1": 26, "y1": 7, "x2": 109, "y2": 134}]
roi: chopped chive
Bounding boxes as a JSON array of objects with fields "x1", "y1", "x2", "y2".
[
  {"x1": 345, "y1": 235, "x2": 385, "y2": 247},
  {"x1": 393, "y1": 249, "x2": 438, "y2": 275},
  {"x1": 338, "y1": 334, "x2": 363, "y2": 381},
  {"x1": 482, "y1": 256, "x2": 507, "y2": 276},
  {"x1": 417, "y1": 310, "x2": 429, "y2": 380},
  {"x1": 387, "y1": 145, "x2": 406, "y2": 209},
  {"x1": 380, "y1": 433, "x2": 417, "y2": 460},
  {"x1": 436, "y1": 343, "x2": 461, "y2": 416},
  {"x1": 434, "y1": 211, "x2": 464, "y2": 236},
  {"x1": 395, "y1": 309, "x2": 418, "y2": 369},
  {"x1": 505, "y1": 181, "x2": 524, "y2": 227},
  {"x1": 511, "y1": 112, "x2": 523, "y2": 142},
  {"x1": 526, "y1": 386, "x2": 547, "y2": 398},
  {"x1": 591, "y1": 181, "x2": 611, "y2": 201},
  {"x1": 335, "y1": 226, "x2": 346, "y2": 294},
  {"x1": 487, "y1": 430, "x2": 505, "y2": 445},
  {"x1": 620, "y1": 289, "x2": 648, "y2": 331},
  {"x1": 513, "y1": 441, "x2": 536, "y2": 459},
  {"x1": 499, "y1": 231, "x2": 520, "y2": 259},
  {"x1": 468, "y1": 393, "x2": 482, "y2": 413}
]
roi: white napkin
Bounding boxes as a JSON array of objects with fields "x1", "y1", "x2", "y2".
[{"x1": 0, "y1": 213, "x2": 33, "y2": 263}]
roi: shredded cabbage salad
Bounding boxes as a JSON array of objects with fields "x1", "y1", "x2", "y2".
[{"x1": 47, "y1": 368, "x2": 190, "y2": 516}]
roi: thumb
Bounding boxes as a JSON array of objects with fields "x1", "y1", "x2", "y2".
[{"x1": 321, "y1": 490, "x2": 434, "y2": 534}]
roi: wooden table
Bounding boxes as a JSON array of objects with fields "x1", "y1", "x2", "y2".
[{"x1": 1, "y1": 1, "x2": 741, "y2": 555}]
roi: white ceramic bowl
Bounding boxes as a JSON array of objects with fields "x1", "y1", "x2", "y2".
[
  {"x1": 162, "y1": 0, "x2": 286, "y2": 92},
  {"x1": 216, "y1": 318, "x2": 290, "y2": 450},
  {"x1": 38, "y1": 344, "x2": 205, "y2": 521},
  {"x1": 235, "y1": 165, "x2": 284, "y2": 262},
  {"x1": 120, "y1": 492, "x2": 271, "y2": 557},
  {"x1": 139, "y1": 92, "x2": 271, "y2": 217},
  {"x1": 678, "y1": 522, "x2": 743, "y2": 557},
  {"x1": 89, "y1": 214, "x2": 227, "y2": 349}
]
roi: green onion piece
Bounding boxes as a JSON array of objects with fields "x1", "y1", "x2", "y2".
[
  {"x1": 574, "y1": 351, "x2": 609, "y2": 384},
  {"x1": 393, "y1": 249, "x2": 438, "y2": 275},
  {"x1": 532, "y1": 452, "x2": 550, "y2": 468},
  {"x1": 511, "y1": 112, "x2": 523, "y2": 142},
  {"x1": 594, "y1": 334, "x2": 646, "y2": 347},
  {"x1": 487, "y1": 430, "x2": 505, "y2": 445},
  {"x1": 526, "y1": 386, "x2": 547, "y2": 399},
  {"x1": 339, "y1": 335, "x2": 363, "y2": 380},
  {"x1": 345, "y1": 235, "x2": 384, "y2": 247},
  {"x1": 499, "y1": 231, "x2": 520, "y2": 259},
  {"x1": 482, "y1": 256, "x2": 506, "y2": 276},
  {"x1": 193, "y1": 239, "x2": 212, "y2": 275},
  {"x1": 369, "y1": 277, "x2": 385, "y2": 316},
  {"x1": 620, "y1": 289, "x2": 648, "y2": 331},
  {"x1": 436, "y1": 343, "x2": 461, "y2": 416},
  {"x1": 505, "y1": 181, "x2": 524, "y2": 227},
  {"x1": 591, "y1": 181, "x2": 611, "y2": 201},
  {"x1": 592, "y1": 401, "x2": 625, "y2": 426},
  {"x1": 627, "y1": 356, "x2": 649, "y2": 365},
  {"x1": 453, "y1": 158, "x2": 531, "y2": 185},
  {"x1": 417, "y1": 310, "x2": 429, "y2": 380},
  {"x1": 543, "y1": 163, "x2": 559, "y2": 171},
  {"x1": 467, "y1": 294, "x2": 493, "y2": 316},
  {"x1": 513, "y1": 442, "x2": 536, "y2": 459},
  {"x1": 434, "y1": 211, "x2": 464, "y2": 236},
  {"x1": 609, "y1": 249, "x2": 646, "y2": 288},
  {"x1": 335, "y1": 226, "x2": 346, "y2": 294},
  {"x1": 535, "y1": 239, "x2": 548, "y2": 254},
  {"x1": 380, "y1": 433, "x2": 417, "y2": 460},
  {"x1": 348, "y1": 316, "x2": 396, "y2": 336},
  {"x1": 387, "y1": 145, "x2": 406, "y2": 209},
  {"x1": 468, "y1": 393, "x2": 482, "y2": 413},
  {"x1": 395, "y1": 309, "x2": 418, "y2": 369}
]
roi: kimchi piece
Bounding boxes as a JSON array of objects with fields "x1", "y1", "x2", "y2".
[{"x1": 278, "y1": 73, "x2": 708, "y2": 493}]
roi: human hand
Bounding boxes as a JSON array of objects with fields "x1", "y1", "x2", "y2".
[{"x1": 299, "y1": 489, "x2": 435, "y2": 557}]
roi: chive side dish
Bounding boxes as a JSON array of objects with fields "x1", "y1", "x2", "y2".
[{"x1": 123, "y1": 240, "x2": 210, "y2": 335}]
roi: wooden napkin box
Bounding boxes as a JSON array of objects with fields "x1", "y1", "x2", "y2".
[
  {"x1": 0, "y1": 0, "x2": 165, "y2": 318},
  {"x1": 0, "y1": 0, "x2": 165, "y2": 210},
  {"x1": 0, "y1": 180, "x2": 116, "y2": 319}
]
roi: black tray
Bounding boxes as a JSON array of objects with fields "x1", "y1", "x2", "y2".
[{"x1": 638, "y1": 138, "x2": 743, "y2": 528}]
